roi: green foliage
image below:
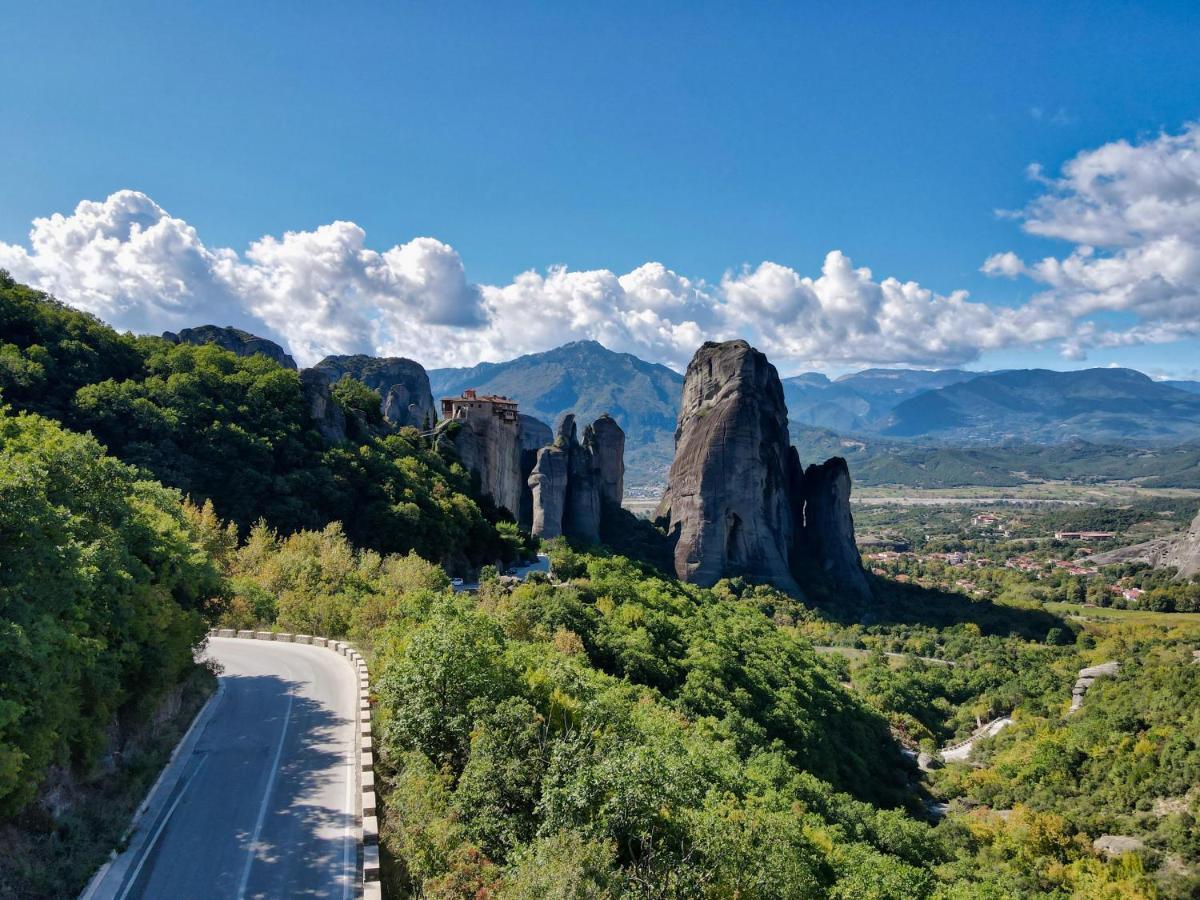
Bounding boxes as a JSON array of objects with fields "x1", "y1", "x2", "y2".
[
  {"x1": 331, "y1": 373, "x2": 384, "y2": 426},
  {"x1": 0, "y1": 278, "x2": 507, "y2": 568},
  {"x1": 0, "y1": 406, "x2": 216, "y2": 815}
]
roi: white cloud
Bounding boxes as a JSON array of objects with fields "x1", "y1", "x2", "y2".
[
  {"x1": 4, "y1": 126, "x2": 1200, "y2": 373},
  {"x1": 984, "y1": 123, "x2": 1200, "y2": 359}
]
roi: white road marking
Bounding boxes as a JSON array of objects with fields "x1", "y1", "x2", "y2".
[
  {"x1": 342, "y1": 757, "x2": 354, "y2": 900},
  {"x1": 236, "y1": 687, "x2": 295, "y2": 900},
  {"x1": 117, "y1": 755, "x2": 211, "y2": 900}
]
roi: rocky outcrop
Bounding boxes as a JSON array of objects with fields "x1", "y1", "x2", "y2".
[
  {"x1": 795, "y1": 457, "x2": 872, "y2": 600},
  {"x1": 315, "y1": 355, "x2": 436, "y2": 429},
  {"x1": 1158, "y1": 510, "x2": 1200, "y2": 578},
  {"x1": 163, "y1": 325, "x2": 297, "y2": 369},
  {"x1": 518, "y1": 415, "x2": 553, "y2": 530},
  {"x1": 529, "y1": 440, "x2": 570, "y2": 540},
  {"x1": 1085, "y1": 509, "x2": 1200, "y2": 579},
  {"x1": 1070, "y1": 661, "x2": 1118, "y2": 713},
  {"x1": 299, "y1": 369, "x2": 347, "y2": 444},
  {"x1": 654, "y1": 340, "x2": 802, "y2": 593},
  {"x1": 529, "y1": 414, "x2": 625, "y2": 544},
  {"x1": 655, "y1": 340, "x2": 871, "y2": 600},
  {"x1": 584, "y1": 414, "x2": 625, "y2": 506},
  {"x1": 435, "y1": 407, "x2": 524, "y2": 518}
]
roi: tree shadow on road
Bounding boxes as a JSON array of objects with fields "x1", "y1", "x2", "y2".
[{"x1": 228, "y1": 673, "x2": 358, "y2": 900}]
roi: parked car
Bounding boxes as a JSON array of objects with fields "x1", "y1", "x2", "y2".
[{"x1": 451, "y1": 577, "x2": 464, "y2": 586}]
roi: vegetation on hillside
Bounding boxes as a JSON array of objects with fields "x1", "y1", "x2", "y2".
[
  {"x1": 0, "y1": 273, "x2": 512, "y2": 570},
  {"x1": 3, "y1": 273, "x2": 1195, "y2": 896}
]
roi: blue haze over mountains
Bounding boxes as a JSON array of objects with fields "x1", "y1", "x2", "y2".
[{"x1": 428, "y1": 341, "x2": 1200, "y2": 492}]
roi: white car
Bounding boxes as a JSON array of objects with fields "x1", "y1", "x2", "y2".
[{"x1": 451, "y1": 577, "x2": 464, "y2": 586}]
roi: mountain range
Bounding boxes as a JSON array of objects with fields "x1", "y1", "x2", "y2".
[
  {"x1": 426, "y1": 342, "x2": 1200, "y2": 490},
  {"x1": 429, "y1": 340, "x2": 684, "y2": 491}
]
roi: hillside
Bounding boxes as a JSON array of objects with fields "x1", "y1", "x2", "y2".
[
  {"x1": 0, "y1": 274, "x2": 511, "y2": 569},
  {"x1": 429, "y1": 340, "x2": 684, "y2": 490}
]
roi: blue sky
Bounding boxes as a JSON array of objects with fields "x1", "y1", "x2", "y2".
[{"x1": 2, "y1": 1, "x2": 1199, "y2": 376}]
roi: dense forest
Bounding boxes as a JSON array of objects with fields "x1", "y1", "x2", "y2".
[
  {"x1": 2, "y1": 273, "x2": 1197, "y2": 897},
  {"x1": 0, "y1": 272, "x2": 512, "y2": 568}
]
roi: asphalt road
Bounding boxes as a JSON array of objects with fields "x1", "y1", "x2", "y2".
[{"x1": 86, "y1": 638, "x2": 359, "y2": 900}]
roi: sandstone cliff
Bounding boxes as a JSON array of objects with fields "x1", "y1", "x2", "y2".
[
  {"x1": 518, "y1": 415, "x2": 553, "y2": 530},
  {"x1": 163, "y1": 325, "x2": 297, "y2": 369},
  {"x1": 656, "y1": 340, "x2": 871, "y2": 600},
  {"x1": 795, "y1": 456, "x2": 872, "y2": 599},
  {"x1": 529, "y1": 414, "x2": 625, "y2": 544},
  {"x1": 1158, "y1": 509, "x2": 1200, "y2": 577},
  {"x1": 655, "y1": 340, "x2": 800, "y2": 592},
  {"x1": 314, "y1": 355, "x2": 436, "y2": 429},
  {"x1": 1085, "y1": 508, "x2": 1200, "y2": 579},
  {"x1": 584, "y1": 414, "x2": 625, "y2": 507},
  {"x1": 435, "y1": 406, "x2": 524, "y2": 518}
]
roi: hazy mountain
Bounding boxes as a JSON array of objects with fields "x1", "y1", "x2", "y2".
[
  {"x1": 781, "y1": 368, "x2": 978, "y2": 433},
  {"x1": 428, "y1": 341, "x2": 684, "y2": 491},
  {"x1": 430, "y1": 342, "x2": 1200, "y2": 490},
  {"x1": 880, "y1": 368, "x2": 1200, "y2": 444}
]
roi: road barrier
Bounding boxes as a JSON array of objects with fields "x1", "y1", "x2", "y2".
[{"x1": 210, "y1": 629, "x2": 382, "y2": 896}]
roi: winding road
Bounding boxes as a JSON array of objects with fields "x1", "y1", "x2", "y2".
[{"x1": 84, "y1": 638, "x2": 360, "y2": 900}]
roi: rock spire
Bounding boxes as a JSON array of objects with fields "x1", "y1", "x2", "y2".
[
  {"x1": 655, "y1": 340, "x2": 871, "y2": 600},
  {"x1": 529, "y1": 413, "x2": 625, "y2": 544}
]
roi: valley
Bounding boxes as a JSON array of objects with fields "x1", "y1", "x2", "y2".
[{"x1": 2, "y1": 278, "x2": 1199, "y2": 898}]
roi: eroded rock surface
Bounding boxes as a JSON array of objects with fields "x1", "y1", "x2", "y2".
[
  {"x1": 518, "y1": 415, "x2": 553, "y2": 530},
  {"x1": 656, "y1": 339, "x2": 871, "y2": 600},
  {"x1": 655, "y1": 340, "x2": 801, "y2": 592},
  {"x1": 164, "y1": 325, "x2": 297, "y2": 370},
  {"x1": 796, "y1": 457, "x2": 872, "y2": 600},
  {"x1": 1158, "y1": 509, "x2": 1200, "y2": 578},
  {"x1": 584, "y1": 414, "x2": 625, "y2": 507},
  {"x1": 435, "y1": 406, "x2": 524, "y2": 518},
  {"x1": 315, "y1": 355, "x2": 436, "y2": 429},
  {"x1": 529, "y1": 413, "x2": 624, "y2": 544}
]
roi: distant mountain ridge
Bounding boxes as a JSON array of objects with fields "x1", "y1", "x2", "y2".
[
  {"x1": 427, "y1": 343, "x2": 1200, "y2": 491},
  {"x1": 782, "y1": 368, "x2": 978, "y2": 433},
  {"x1": 429, "y1": 340, "x2": 684, "y2": 490},
  {"x1": 879, "y1": 367, "x2": 1200, "y2": 444}
]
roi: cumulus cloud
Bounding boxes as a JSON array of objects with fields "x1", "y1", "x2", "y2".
[
  {"x1": 983, "y1": 123, "x2": 1200, "y2": 358},
  {"x1": 4, "y1": 126, "x2": 1200, "y2": 372}
]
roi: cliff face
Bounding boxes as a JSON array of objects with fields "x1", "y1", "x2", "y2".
[
  {"x1": 435, "y1": 406, "x2": 524, "y2": 518},
  {"x1": 795, "y1": 456, "x2": 872, "y2": 599},
  {"x1": 529, "y1": 414, "x2": 625, "y2": 544},
  {"x1": 1156, "y1": 509, "x2": 1200, "y2": 577},
  {"x1": 163, "y1": 325, "x2": 297, "y2": 370},
  {"x1": 518, "y1": 415, "x2": 553, "y2": 530},
  {"x1": 584, "y1": 414, "x2": 625, "y2": 507},
  {"x1": 656, "y1": 340, "x2": 871, "y2": 600},
  {"x1": 655, "y1": 341, "x2": 800, "y2": 592},
  {"x1": 314, "y1": 355, "x2": 436, "y2": 429}
]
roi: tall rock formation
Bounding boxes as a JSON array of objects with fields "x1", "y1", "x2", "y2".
[
  {"x1": 794, "y1": 457, "x2": 872, "y2": 599},
  {"x1": 584, "y1": 414, "x2": 625, "y2": 506},
  {"x1": 163, "y1": 325, "x2": 297, "y2": 369},
  {"x1": 654, "y1": 341, "x2": 800, "y2": 592},
  {"x1": 435, "y1": 400, "x2": 524, "y2": 518},
  {"x1": 529, "y1": 413, "x2": 624, "y2": 544},
  {"x1": 655, "y1": 340, "x2": 871, "y2": 600},
  {"x1": 518, "y1": 415, "x2": 553, "y2": 530},
  {"x1": 315, "y1": 355, "x2": 436, "y2": 429}
]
